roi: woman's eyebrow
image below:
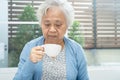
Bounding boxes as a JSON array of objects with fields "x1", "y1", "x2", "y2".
[
  {"x1": 55, "y1": 20, "x2": 62, "y2": 24},
  {"x1": 44, "y1": 20, "x2": 50, "y2": 23}
]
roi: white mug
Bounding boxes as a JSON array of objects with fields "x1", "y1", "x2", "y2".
[{"x1": 42, "y1": 44, "x2": 62, "y2": 57}]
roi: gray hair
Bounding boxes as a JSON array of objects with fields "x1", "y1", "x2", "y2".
[{"x1": 37, "y1": 0, "x2": 74, "y2": 27}]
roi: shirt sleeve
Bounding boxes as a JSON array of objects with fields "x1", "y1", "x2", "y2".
[
  {"x1": 76, "y1": 45, "x2": 89, "y2": 80},
  {"x1": 13, "y1": 43, "x2": 36, "y2": 80}
]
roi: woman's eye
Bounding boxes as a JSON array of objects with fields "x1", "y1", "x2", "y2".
[
  {"x1": 45, "y1": 24, "x2": 50, "y2": 27},
  {"x1": 55, "y1": 24, "x2": 62, "y2": 27}
]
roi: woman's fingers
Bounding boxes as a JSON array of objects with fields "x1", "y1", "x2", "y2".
[
  {"x1": 29, "y1": 46, "x2": 45, "y2": 63},
  {"x1": 34, "y1": 46, "x2": 44, "y2": 51}
]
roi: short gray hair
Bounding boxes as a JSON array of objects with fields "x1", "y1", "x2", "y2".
[{"x1": 37, "y1": 0, "x2": 74, "y2": 27}]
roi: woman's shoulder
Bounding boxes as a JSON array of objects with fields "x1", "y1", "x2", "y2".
[
  {"x1": 64, "y1": 37, "x2": 82, "y2": 49},
  {"x1": 26, "y1": 36, "x2": 44, "y2": 47}
]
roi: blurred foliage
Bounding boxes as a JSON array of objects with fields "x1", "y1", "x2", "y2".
[
  {"x1": 68, "y1": 21, "x2": 84, "y2": 46},
  {"x1": 19, "y1": 4, "x2": 37, "y2": 21},
  {"x1": 8, "y1": 4, "x2": 42, "y2": 67}
]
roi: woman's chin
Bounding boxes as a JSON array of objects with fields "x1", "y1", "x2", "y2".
[{"x1": 45, "y1": 40, "x2": 58, "y2": 44}]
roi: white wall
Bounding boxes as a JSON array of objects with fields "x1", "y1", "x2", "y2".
[
  {"x1": 85, "y1": 49, "x2": 120, "y2": 66},
  {"x1": 89, "y1": 66, "x2": 120, "y2": 80},
  {"x1": 0, "y1": 0, "x2": 8, "y2": 67}
]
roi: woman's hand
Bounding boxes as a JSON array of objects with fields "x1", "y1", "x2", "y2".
[{"x1": 29, "y1": 46, "x2": 45, "y2": 63}]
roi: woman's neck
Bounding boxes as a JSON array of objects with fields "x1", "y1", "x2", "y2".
[{"x1": 44, "y1": 39, "x2": 65, "y2": 49}]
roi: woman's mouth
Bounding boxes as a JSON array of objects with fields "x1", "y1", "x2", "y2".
[{"x1": 47, "y1": 35, "x2": 57, "y2": 39}]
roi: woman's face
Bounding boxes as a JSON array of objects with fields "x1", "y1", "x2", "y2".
[{"x1": 41, "y1": 7, "x2": 67, "y2": 44}]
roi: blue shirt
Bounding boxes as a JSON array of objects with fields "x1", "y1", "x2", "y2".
[{"x1": 13, "y1": 36, "x2": 89, "y2": 80}]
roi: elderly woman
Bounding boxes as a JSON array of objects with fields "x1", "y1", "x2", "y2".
[{"x1": 13, "y1": 0, "x2": 89, "y2": 80}]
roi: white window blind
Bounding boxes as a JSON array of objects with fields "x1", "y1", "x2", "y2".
[
  {"x1": 8, "y1": 0, "x2": 120, "y2": 48},
  {"x1": 96, "y1": 0, "x2": 120, "y2": 48}
]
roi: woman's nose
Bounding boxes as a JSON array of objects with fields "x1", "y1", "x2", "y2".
[{"x1": 49, "y1": 26, "x2": 56, "y2": 32}]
